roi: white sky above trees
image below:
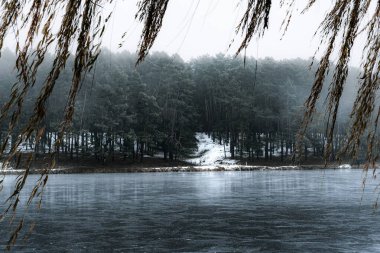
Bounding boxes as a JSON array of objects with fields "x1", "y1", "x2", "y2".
[
  {"x1": 100, "y1": 0, "x2": 364, "y2": 67},
  {"x1": 2, "y1": 0, "x2": 365, "y2": 67}
]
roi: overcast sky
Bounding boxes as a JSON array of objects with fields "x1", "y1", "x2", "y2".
[
  {"x1": 1, "y1": 0, "x2": 365, "y2": 67},
  {"x1": 99, "y1": 0, "x2": 365, "y2": 66}
]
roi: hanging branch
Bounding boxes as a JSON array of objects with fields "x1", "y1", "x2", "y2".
[
  {"x1": 235, "y1": 0, "x2": 272, "y2": 56},
  {"x1": 0, "y1": 0, "x2": 112, "y2": 249},
  {"x1": 295, "y1": 0, "x2": 378, "y2": 164},
  {"x1": 136, "y1": 0, "x2": 169, "y2": 64}
]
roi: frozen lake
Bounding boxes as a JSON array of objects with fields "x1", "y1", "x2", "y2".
[{"x1": 1, "y1": 170, "x2": 380, "y2": 252}]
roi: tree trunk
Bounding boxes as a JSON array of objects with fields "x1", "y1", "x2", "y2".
[
  {"x1": 139, "y1": 142, "x2": 144, "y2": 162},
  {"x1": 280, "y1": 137, "x2": 284, "y2": 162},
  {"x1": 230, "y1": 133, "x2": 235, "y2": 159},
  {"x1": 265, "y1": 133, "x2": 269, "y2": 160}
]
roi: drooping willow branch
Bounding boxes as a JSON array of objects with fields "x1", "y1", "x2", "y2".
[
  {"x1": 0, "y1": 0, "x2": 112, "y2": 249},
  {"x1": 0, "y1": 0, "x2": 379, "y2": 249},
  {"x1": 234, "y1": 0, "x2": 272, "y2": 56},
  {"x1": 297, "y1": 0, "x2": 379, "y2": 165},
  {"x1": 136, "y1": 0, "x2": 169, "y2": 64}
]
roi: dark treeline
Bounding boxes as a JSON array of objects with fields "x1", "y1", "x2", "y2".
[{"x1": 0, "y1": 49, "x2": 360, "y2": 164}]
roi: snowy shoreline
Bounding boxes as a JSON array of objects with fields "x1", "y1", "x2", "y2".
[
  {"x1": 1, "y1": 164, "x2": 354, "y2": 175},
  {"x1": 0, "y1": 132, "x2": 354, "y2": 175}
]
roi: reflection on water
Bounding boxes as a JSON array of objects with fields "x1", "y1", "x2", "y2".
[{"x1": 1, "y1": 170, "x2": 380, "y2": 252}]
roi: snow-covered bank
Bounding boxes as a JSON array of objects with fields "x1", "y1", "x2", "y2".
[
  {"x1": 338, "y1": 164, "x2": 352, "y2": 169},
  {"x1": 1, "y1": 164, "x2": 357, "y2": 175},
  {"x1": 185, "y1": 133, "x2": 237, "y2": 165}
]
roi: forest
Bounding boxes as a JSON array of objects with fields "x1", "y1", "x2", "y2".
[{"x1": 0, "y1": 49, "x2": 360, "y2": 165}]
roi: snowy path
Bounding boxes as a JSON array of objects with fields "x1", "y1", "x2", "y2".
[{"x1": 185, "y1": 133, "x2": 237, "y2": 165}]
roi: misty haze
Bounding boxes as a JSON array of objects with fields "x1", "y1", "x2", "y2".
[{"x1": 0, "y1": 0, "x2": 379, "y2": 252}]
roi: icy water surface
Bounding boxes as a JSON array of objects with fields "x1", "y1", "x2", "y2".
[{"x1": 1, "y1": 170, "x2": 380, "y2": 252}]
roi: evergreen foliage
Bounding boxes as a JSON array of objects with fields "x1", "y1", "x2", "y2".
[{"x1": 0, "y1": 50, "x2": 360, "y2": 163}]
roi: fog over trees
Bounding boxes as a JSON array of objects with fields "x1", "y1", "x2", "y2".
[{"x1": 0, "y1": 50, "x2": 361, "y2": 164}]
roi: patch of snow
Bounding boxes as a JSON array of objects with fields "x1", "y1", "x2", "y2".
[
  {"x1": 146, "y1": 165, "x2": 301, "y2": 172},
  {"x1": 338, "y1": 164, "x2": 352, "y2": 169},
  {"x1": 185, "y1": 133, "x2": 237, "y2": 165}
]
